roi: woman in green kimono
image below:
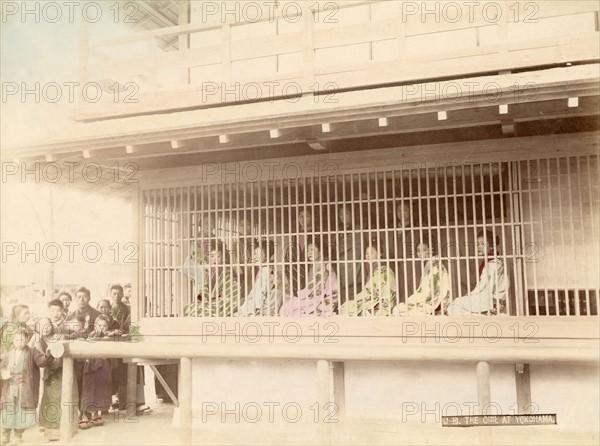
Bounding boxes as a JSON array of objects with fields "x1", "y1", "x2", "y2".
[
  {"x1": 184, "y1": 240, "x2": 240, "y2": 317},
  {"x1": 339, "y1": 238, "x2": 398, "y2": 316},
  {"x1": 393, "y1": 233, "x2": 451, "y2": 316}
]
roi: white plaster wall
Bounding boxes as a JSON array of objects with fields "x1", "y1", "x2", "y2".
[{"x1": 189, "y1": 359, "x2": 599, "y2": 436}]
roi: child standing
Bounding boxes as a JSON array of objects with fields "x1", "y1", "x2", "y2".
[
  {"x1": 79, "y1": 315, "x2": 113, "y2": 429},
  {"x1": 0, "y1": 329, "x2": 42, "y2": 444}
]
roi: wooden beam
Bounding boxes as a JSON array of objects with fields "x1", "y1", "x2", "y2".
[
  {"x1": 61, "y1": 338, "x2": 600, "y2": 363},
  {"x1": 138, "y1": 132, "x2": 600, "y2": 186},
  {"x1": 150, "y1": 364, "x2": 179, "y2": 407}
]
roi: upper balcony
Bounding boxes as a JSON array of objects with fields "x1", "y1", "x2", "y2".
[{"x1": 74, "y1": 0, "x2": 600, "y2": 122}]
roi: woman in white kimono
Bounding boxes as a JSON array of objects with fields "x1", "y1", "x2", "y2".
[
  {"x1": 236, "y1": 240, "x2": 288, "y2": 317},
  {"x1": 447, "y1": 230, "x2": 509, "y2": 315},
  {"x1": 392, "y1": 233, "x2": 450, "y2": 316}
]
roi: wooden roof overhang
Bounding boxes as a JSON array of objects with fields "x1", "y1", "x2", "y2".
[{"x1": 2, "y1": 64, "x2": 599, "y2": 199}]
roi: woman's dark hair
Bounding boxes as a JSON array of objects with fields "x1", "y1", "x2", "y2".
[
  {"x1": 306, "y1": 235, "x2": 334, "y2": 261},
  {"x1": 367, "y1": 236, "x2": 390, "y2": 260},
  {"x1": 208, "y1": 239, "x2": 230, "y2": 264},
  {"x1": 110, "y1": 284, "x2": 124, "y2": 294},
  {"x1": 253, "y1": 238, "x2": 275, "y2": 261},
  {"x1": 477, "y1": 230, "x2": 500, "y2": 253},
  {"x1": 57, "y1": 291, "x2": 72, "y2": 301}
]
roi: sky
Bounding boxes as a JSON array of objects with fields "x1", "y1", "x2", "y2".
[{"x1": 1, "y1": 3, "x2": 135, "y2": 309}]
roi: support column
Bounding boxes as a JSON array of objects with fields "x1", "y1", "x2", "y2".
[
  {"x1": 316, "y1": 360, "x2": 331, "y2": 444},
  {"x1": 476, "y1": 361, "x2": 491, "y2": 415},
  {"x1": 60, "y1": 356, "x2": 74, "y2": 442},
  {"x1": 126, "y1": 362, "x2": 137, "y2": 417},
  {"x1": 180, "y1": 357, "x2": 193, "y2": 446},
  {"x1": 515, "y1": 363, "x2": 532, "y2": 414},
  {"x1": 476, "y1": 361, "x2": 493, "y2": 444},
  {"x1": 332, "y1": 362, "x2": 346, "y2": 419}
]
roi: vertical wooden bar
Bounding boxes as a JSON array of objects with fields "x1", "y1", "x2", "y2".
[
  {"x1": 60, "y1": 355, "x2": 74, "y2": 442},
  {"x1": 545, "y1": 160, "x2": 560, "y2": 314},
  {"x1": 180, "y1": 357, "x2": 193, "y2": 446},
  {"x1": 132, "y1": 184, "x2": 141, "y2": 322},
  {"x1": 555, "y1": 158, "x2": 569, "y2": 315},
  {"x1": 566, "y1": 158, "x2": 580, "y2": 315}
]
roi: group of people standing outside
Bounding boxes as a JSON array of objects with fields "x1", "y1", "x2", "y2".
[
  {"x1": 181, "y1": 202, "x2": 509, "y2": 319},
  {"x1": 0, "y1": 284, "x2": 144, "y2": 444}
]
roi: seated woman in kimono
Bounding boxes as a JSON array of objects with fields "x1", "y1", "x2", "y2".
[
  {"x1": 183, "y1": 240, "x2": 241, "y2": 317},
  {"x1": 447, "y1": 230, "x2": 509, "y2": 315},
  {"x1": 339, "y1": 238, "x2": 398, "y2": 316},
  {"x1": 236, "y1": 239, "x2": 288, "y2": 317},
  {"x1": 392, "y1": 233, "x2": 451, "y2": 316},
  {"x1": 280, "y1": 236, "x2": 338, "y2": 317},
  {"x1": 181, "y1": 215, "x2": 216, "y2": 300}
]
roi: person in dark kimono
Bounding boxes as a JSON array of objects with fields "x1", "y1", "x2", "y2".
[
  {"x1": 109, "y1": 285, "x2": 130, "y2": 329},
  {"x1": 0, "y1": 329, "x2": 42, "y2": 444},
  {"x1": 78, "y1": 315, "x2": 113, "y2": 429},
  {"x1": 336, "y1": 204, "x2": 365, "y2": 307},
  {"x1": 393, "y1": 201, "x2": 420, "y2": 304},
  {"x1": 66, "y1": 287, "x2": 101, "y2": 427},
  {"x1": 284, "y1": 208, "x2": 315, "y2": 298}
]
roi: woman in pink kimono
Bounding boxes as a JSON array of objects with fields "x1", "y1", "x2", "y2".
[{"x1": 280, "y1": 236, "x2": 338, "y2": 317}]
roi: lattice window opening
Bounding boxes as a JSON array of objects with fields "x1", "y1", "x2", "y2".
[{"x1": 140, "y1": 156, "x2": 599, "y2": 318}]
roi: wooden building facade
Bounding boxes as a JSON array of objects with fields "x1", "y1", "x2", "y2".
[{"x1": 4, "y1": 1, "x2": 599, "y2": 444}]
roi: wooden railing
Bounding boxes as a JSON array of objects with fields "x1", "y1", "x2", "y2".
[
  {"x1": 75, "y1": 1, "x2": 600, "y2": 120},
  {"x1": 59, "y1": 330, "x2": 599, "y2": 444}
]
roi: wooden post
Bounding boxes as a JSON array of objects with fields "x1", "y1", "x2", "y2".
[
  {"x1": 316, "y1": 360, "x2": 338, "y2": 444},
  {"x1": 179, "y1": 357, "x2": 193, "y2": 446},
  {"x1": 476, "y1": 361, "x2": 491, "y2": 415},
  {"x1": 126, "y1": 362, "x2": 137, "y2": 416},
  {"x1": 515, "y1": 363, "x2": 532, "y2": 414},
  {"x1": 332, "y1": 362, "x2": 346, "y2": 419},
  {"x1": 60, "y1": 356, "x2": 75, "y2": 442}
]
